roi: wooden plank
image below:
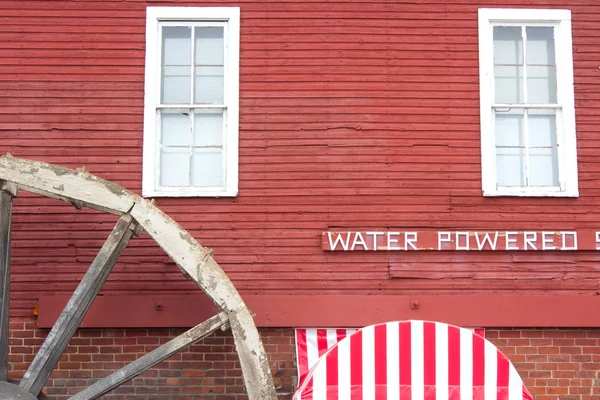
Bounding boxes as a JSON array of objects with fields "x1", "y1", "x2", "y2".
[
  {"x1": 0, "y1": 156, "x2": 136, "y2": 215},
  {"x1": 19, "y1": 214, "x2": 136, "y2": 396},
  {"x1": 37, "y1": 294, "x2": 600, "y2": 329},
  {"x1": 68, "y1": 312, "x2": 229, "y2": 400},
  {"x1": 0, "y1": 180, "x2": 16, "y2": 381}
]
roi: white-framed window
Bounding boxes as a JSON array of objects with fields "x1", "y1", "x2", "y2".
[
  {"x1": 142, "y1": 7, "x2": 240, "y2": 197},
  {"x1": 478, "y1": 8, "x2": 578, "y2": 197}
]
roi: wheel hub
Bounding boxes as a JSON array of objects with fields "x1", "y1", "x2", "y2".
[{"x1": 0, "y1": 381, "x2": 38, "y2": 400}]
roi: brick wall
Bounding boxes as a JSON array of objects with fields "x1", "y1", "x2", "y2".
[
  {"x1": 8, "y1": 317, "x2": 297, "y2": 400},
  {"x1": 486, "y1": 329, "x2": 600, "y2": 400},
  {"x1": 7, "y1": 318, "x2": 600, "y2": 399}
]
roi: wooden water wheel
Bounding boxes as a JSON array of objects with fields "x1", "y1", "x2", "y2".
[{"x1": 0, "y1": 154, "x2": 277, "y2": 400}]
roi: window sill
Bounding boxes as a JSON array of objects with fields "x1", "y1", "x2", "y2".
[
  {"x1": 142, "y1": 188, "x2": 238, "y2": 198},
  {"x1": 483, "y1": 187, "x2": 579, "y2": 198}
]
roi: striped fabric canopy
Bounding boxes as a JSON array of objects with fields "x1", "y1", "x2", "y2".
[{"x1": 293, "y1": 320, "x2": 533, "y2": 400}]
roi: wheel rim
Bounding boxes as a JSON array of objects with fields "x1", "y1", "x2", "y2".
[{"x1": 0, "y1": 154, "x2": 276, "y2": 399}]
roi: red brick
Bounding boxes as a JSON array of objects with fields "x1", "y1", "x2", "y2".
[
  {"x1": 553, "y1": 371, "x2": 576, "y2": 379},
  {"x1": 507, "y1": 338, "x2": 530, "y2": 346},
  {"x1": 78, "y1": 330, "x2": 102, "y2": 338},
  {"x1": 122, "y1": 345, "x2": 144, "y2": 353},
  {"x1": 99, "y1": 346, "x2": 122, "y2": 354},
  {"x1": 547, "y1": 354, "x2": 571, "y2": 362},
  {"x1": 530, "y1": 338, "x2": 553, "y2": 346},
  {"x1": 560, "y1": 346, "x2": 583, "y2": 354},
  {"x1": 543, "y1": 331, "x2": 566, "y2": 339},
  {"x1": 520, "y1": 330, "x2": 543, "y2": 338},
  {"x1": 11, "y1": 330, "x2": 34, "y2": 338},
  {"x1": 115, "y1": 354, "x2": 138, "y2": 362},
  {"x1": 137, "y1": 337, "x2": 159, "y2": 345},
  {"x1": 9, "y1": 321, "x2": 24, "y2": 330},
  {"x1": 91, "y1": 354, "x2": 114, "y2": 362},
  {"x1": 69, "y1": 354, "x2": 92, "y2": 362},
  {"x1": 497, "y1": 330, "x2": 521, "y2": 338},
  {"x1": 570, "y1": 386, "x2": 592, "y2": 395},
  {"x1": 10, "y1": 346, "x2": 32, "y2": 354},
  {"x1": 547, "y1": 387, "x2": 569, "y2": 395},
  {"x1": 571, "y1": 354, "x2": 592, "y2": 362},
  {"x1": 91, "y1": 338, "x2": 114, "y2": 346}
]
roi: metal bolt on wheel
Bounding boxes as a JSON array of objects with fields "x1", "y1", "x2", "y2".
[{"x1": 0, "y1": 155, "x2": 277, "y2": 400}]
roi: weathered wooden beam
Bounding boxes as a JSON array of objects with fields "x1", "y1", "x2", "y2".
[
  {"x1": 0, "y1": 180, "x2": 17, "y2": 382},
  {"x1": 0, "y1": 155, "x2": 135, "y2": 215},
  {"x1": 19, "y1": 214, "x2": 137, "y2": 396},
  {"x1": 68, "y1": 312, "x2": 229, "y2": 400},
  {"x1": 228, "y1": 307, "x2": 278, "y2": 399}
]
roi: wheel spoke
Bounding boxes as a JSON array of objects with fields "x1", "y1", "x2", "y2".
[
  {"x1": 68, "y1": 312, "x2": 229, "y2": 400},
  {"x1": 19, "y1": 214, "x2": 139, "y2": 396},
  {"x1": 0, "y1": 180, "x2": 17, "y2": 382}
]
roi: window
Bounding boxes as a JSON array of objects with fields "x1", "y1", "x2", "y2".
[
  {"x1": 143, "y1": 7, "x2": 240, "y2": 197},
  {"x1": 478, "y1": 9, "x2": 578, "y2": 197}
]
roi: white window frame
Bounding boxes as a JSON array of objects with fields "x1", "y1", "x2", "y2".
[
  {"x1": 478, "y1": 8, "x2": 578, "y2": 197},
  {"x1": 142, "y1": 6, "x2": 240, "y2": 197}
]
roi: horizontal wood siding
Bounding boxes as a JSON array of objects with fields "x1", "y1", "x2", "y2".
[{"x1": 1, "y1": 0, "x2": 600, "y2": 318}]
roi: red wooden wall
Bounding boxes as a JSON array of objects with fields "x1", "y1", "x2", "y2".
[{"x1": 1, "y1": 0, "x2": 600, "y2": 324}]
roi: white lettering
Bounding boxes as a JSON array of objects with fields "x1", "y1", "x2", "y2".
[
  {"x1": 405, "y1": 232, "x2": 418, "y2": 251},
  {"x1": 597, "y1": 232, "x2": 600, "y2": 251},
  {"x1": 387, "y1": 232, "x2": 400, "y2": 250},
  {"x1": 560, "y1": 231, "x2": 577, "y2": 250},
  {"x1": 523, "y1": 232, "x2": 537, "y2": 250},
  {"x1": 328, "y1": 232, "x2": 351, "y2": 251},
  {"x1": 351, "y1": 232, "x2": 368, "y2": 250},
  {"x1": 456, "y1": 232, "x2": 470, "y2": 250},
  {"x1": 475, "y1": 232, "x2": 498, "y2": 250},
  {"x1": 329, "y1": 230, "x2": 587, "y2": 251},
  {"x1": 438, "y1": 232, "x2": 451, "y2": 250},
  {"x1": 366, "y1": 232, "x2": 384, "y2": 251},
  {"x1": 505, "y1": 232, "x2": 518, "y2": 250},
  {"x1": 542, "y1": 232, "x2": 556, "y2": 250}
]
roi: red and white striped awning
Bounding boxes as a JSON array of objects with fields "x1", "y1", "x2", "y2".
[{"x1": 293, "y1": 320, "x2": 533, "y2": 400}]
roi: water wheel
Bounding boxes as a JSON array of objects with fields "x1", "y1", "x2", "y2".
[{"x1": 0, "y1": 154, "x2": 277, "y2": 400}]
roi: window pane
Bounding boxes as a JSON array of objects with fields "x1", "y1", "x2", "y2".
[
  {"x1": 526, "y1": 27, "x2": 555, "y2": 65},
  {"x1": 195, "y1": 67, "x2": 224, "y2": 104},
  {"x1": 163, "y1": 27, "x2": 191, "y2": 65},
  {"x1": 529, "y1": 147, "x2": 558, "y2": 187},
  {"x1": 527, "y1": 65, "x2": 557, "y2": 104},
  {"x1": 494, "y1": 27, "x2": 523, "y2": 65},
  {"x1": 192, "y1": 149, "x2": 223, "y2": 187},
  {"x1": 495, "y1": 109, "x2": 524, "y2": 147},
  {"x1": 194, "y1": 111, "x2": 223, "y2": 146},
  {"x1": 161, "y1": 27, "x2": 192, "y2": 104},
  {"x1": 494, "y1": 66, "x2": 523, "y2": 103},
  {"x1": 195, "y1": 27, "x2": 224, "y2": 65},
  {"x1": 528, "y1": 110, "x2": 557, "y2": 147},
  {"x1": 161, "y1": 110, "x2": 190, "y2": 146},
  {"x1": 526, "y1": 27, "x2": 556, "y2": 104},
  {"x1": 194, "y1": 27, "x2": 225, "y2": 104},
  {"x1": 161, "y1": 148, "x2": 190, "y2": 187},
  {"x1": 497, "y1": 147, "x2": 525, "y2": 187},
  {"x1": 162, "y1": 71, "x2": 191, "y2": 104}
]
